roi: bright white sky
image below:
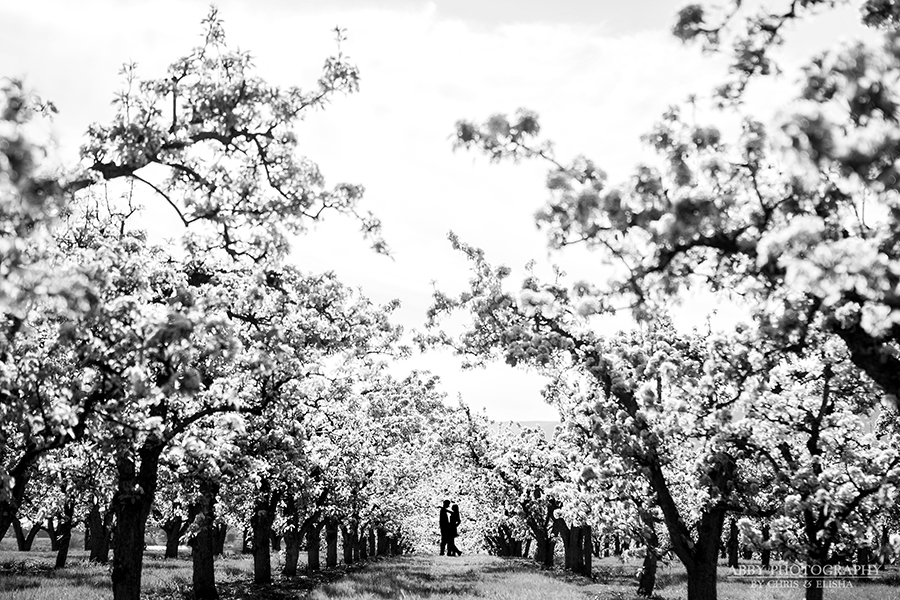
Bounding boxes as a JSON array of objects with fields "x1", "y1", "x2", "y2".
[{"x1": 0, "y1": 0, "x2": 876, "y2": 420}]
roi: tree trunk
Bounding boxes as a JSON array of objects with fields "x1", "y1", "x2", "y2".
[
  {"x1": 637, "y1": 513, "x2": 659, "y2": 598},
  {"x1": 307, "y1": 522, "x2": 321, "y2": 572},
  {"x1": 571, "y1": 527, "x2": 583, "y2": 573},
  {"x1": 686, "y1": 560, "x2": 719, "y2": 600},
  {"x1": 325, "y1": 519, "x2": 338, "y2": 567},
  {"x1": 555, "y1": 519, "x2": 589, "y2": 574},
  {"x1": 804, "y1": 562, "x2": 825, "y2": 600},
  {"x1": 250, "y1": 479, "x2": 278, "y2": 585},
  {"x1": 533, "y1": 530, "x2": 554, "y2": 567},
  {"x1": 239, "y1": 527, "x2": 249, "y2": 553},
  {"x1": 46, "y1": 518, "x2": 60, "y2": 551},
  {"x1": 358, "y1": 527, "x2": 368, "y2": 561},
  {"x1": 0, "y1": 450, "x2": 40, "y2": 544},
  {"x1": 190, "y1": 479, "x2": 220, "y2": 600},
  {"x1": 341, "y1": 524, "x2": 354, "y2": 564},
  {"x1": 111, "y1": 443, "x2": 164, "y2": 600},
  {"x1": 54, "y1": 500, "x2": 76, "y2": 569},
  {"x1": 637, "y1": 549, "x2": 658, "y2": 597},
  {"x1": 271, "y1": 532, "x2": 281, "y2": 551},
  {"x1": 581, "y1": 526, "x2": 592, "y2": 577},
  {"x1": 163, "y1": 516, "x2": 183, "y2": 559},
  {"x1": 376, "y1": 527, "x2": 388, "y2": 557},
  {"x1": 367, "y1": 528, "x2": 375, "y2": 557},
  {"x1": 212, "y1": 522, "x2": 227, "y2": 556},
  {"x1": 760, "y1": 523, "x2": 771, "y2": 569},
  {"x1": 13, "y1": 518, "x2": 41, "y2": 551},
  {"x1": 857, "y1": 545, "x2": 871, "y2": 578},
  {"x1": 556, "y1": 520, "x2": 572, "y2": 568},
  {"x1": 85, "y1": 503, "x2": 100, "y2": 551},
  {"x1": 90, "y1": 502, "x2": 114, "y2": 564},
  {"x1": 726, "y1": 518, "x2": 739, "y2": 569},
  {"x1": 282, "y1": 526, "x2": 301, "y2": 577},
  {"x1": 282, "y1": 496, "x2": 303, "y2": 577},
  {"x1": 534, "y1": 533, "x2": 545, "y2": 563}
]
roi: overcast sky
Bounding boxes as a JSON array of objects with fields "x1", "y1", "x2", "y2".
[{"x1": 0, "y1": 0, "x2": 876, "y2": 420}]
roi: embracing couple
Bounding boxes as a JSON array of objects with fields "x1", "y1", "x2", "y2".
[{"x1": 438, "y1": 499, "x2": 462, "y2": 556}]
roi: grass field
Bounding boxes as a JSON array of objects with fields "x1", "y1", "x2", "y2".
[
  {"x1": 0, "y1": 537, "x2": 259, "y2": 600},
  {"x1": 2, "y1": 541, "x2": 900, "y2": 600},
  {"x1": 309, "y1": 555, "x2": 900, "y2": 600}
]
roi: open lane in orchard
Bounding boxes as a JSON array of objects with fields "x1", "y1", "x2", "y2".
[{"x1": 304, "y1": 555, "x2": 592, "y2": 600}]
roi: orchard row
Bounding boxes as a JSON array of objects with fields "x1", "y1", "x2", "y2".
[{"x1": 5, "y1": 5, "x2": 900, "y2": 600}]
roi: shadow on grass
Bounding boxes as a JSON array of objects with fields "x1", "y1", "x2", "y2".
[
  {"x1": 0, "y1": 560, "x2": 111, "y2": 592},
  {"x1": 310, "y1": 557, "x2": 485, "y2": 599},
  {"x1": 0, "y1": 576, "x2": 41, "y2": 593}
]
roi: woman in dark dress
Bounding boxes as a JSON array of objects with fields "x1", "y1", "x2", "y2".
[{"x1": 448, "y1": 504, "x2": 462, "y2": 556}]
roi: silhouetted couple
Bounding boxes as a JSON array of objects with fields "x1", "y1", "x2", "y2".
[{"x1": 439, "y1": 500, "x2": 462, "y2": 556}]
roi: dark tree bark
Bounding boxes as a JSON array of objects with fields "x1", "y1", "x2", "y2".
[
  {"x1": 485, "y1": 522, "x2": 523, "y2": 556},
  {"x1": 212, "y1": 522, "x2": 227, "y2": 556},
  {"x1": 111, "y1": 443, "x2": 165, "y2": 600},
  {"x1": 376, "y1": 527, "x2": 388, "y2": 557},
  {"x1": 325, "y1": 519, "x2": 338, "y2": 567},
  {"x1": 53, "y1": 499, "x2": 76, "y2": 569},
  {"x1": 857, "y1": 546, "x2": 872, "y2": 578},
  {"x1": 637, "y1": 516, "x2": 660, "y2": 597},
  {"x1": 283, "y1": 527, "x2": 301, "y2": 577},
  {"x1": 307, "y1": 522, "x2": 322, "y2": 572},
  {"x1": 12, "y1": 517, "x2": 41, "y2": 551},
  {"x1": 241, "y1": 527, "x2": 252, "y2": 554},
  {"x1": 582, "y1": 525, "x2": 592, "y2": 577},
  {"x1": 805, "y1": 562, "x2": 825, "y2": 600},
  {"x1": 84, "y1": 504, "x2": 99, "y2": 551},
  {"x1": 341, "y1": 524, "x2": 355, "y2": 564},
  {"x1": 250, "y1": 479, "x2": 279, "y2": 585},
  {"x1": 282, "y1": 497, "x2": 313, "y2": 577},
  {"x1": 686, "y1": 560, "x2": 719, "y2": 600},
  {"x1": 162, "y1": 516, "x2": 183, "y2": 559},
  {"x1": 727, "y1": 518, "x2": 739, "y2": 569},
  {"x1": 190, "y1": 479, "x2": 220, "y2": 600},
  {"x1": 271, "y1": 532, "x2": 281, "y2": 551},
  {"x1": 0, "y1": 446, "x2": 41, "y2": 543},
  {"x1": 554, "y1": 521, "x2": 591, "y2": 577},
  {"x1": 83, "y1": 524, "x2": 91, "y2": 551},
  {"x1": 358, "y1": 526, "x2": 368, "y2": 561},
  {"x1": 637, "y1": 548, "x2": 658, "y2": 597},
  {"x1": 556, "y1": 519, "x2": 573, "y2": 569},
  {"x1": 367, "y1": 528, "x2": 375, "y2": 557},
  {"x1": 533, "y1": 530, "x2": 555, "y2": 567},
  {"x1": 89, "y1": 500, "x2": 115, "y2": 563},
  {"x1": 46, "y1": 517, "x2": 60, "y2": 551},
  {"x1": 162, "y1": 503, "x2": 200, "y2": 559}
]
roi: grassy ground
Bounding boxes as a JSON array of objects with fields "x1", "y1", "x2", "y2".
[
  {"x1": 308, "y1": 555, "x2": 590, "y2": 600},
  {"x1": 0, "y1": 545, "x2": 257, "y2": 600},
  {"x1": 584, "y1": 558, "x2": 900, "y2": 600},
  {"x1": 308, "y1": 555, "x2": 900, "y2": 600},
  {"x1": 1, "y1": 543, "x2": 899, "y2": 600}
]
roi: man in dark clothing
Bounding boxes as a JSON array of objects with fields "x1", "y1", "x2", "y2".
[{"x1": 439, "y1": 499, "x2": 451, "y2": 555}]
